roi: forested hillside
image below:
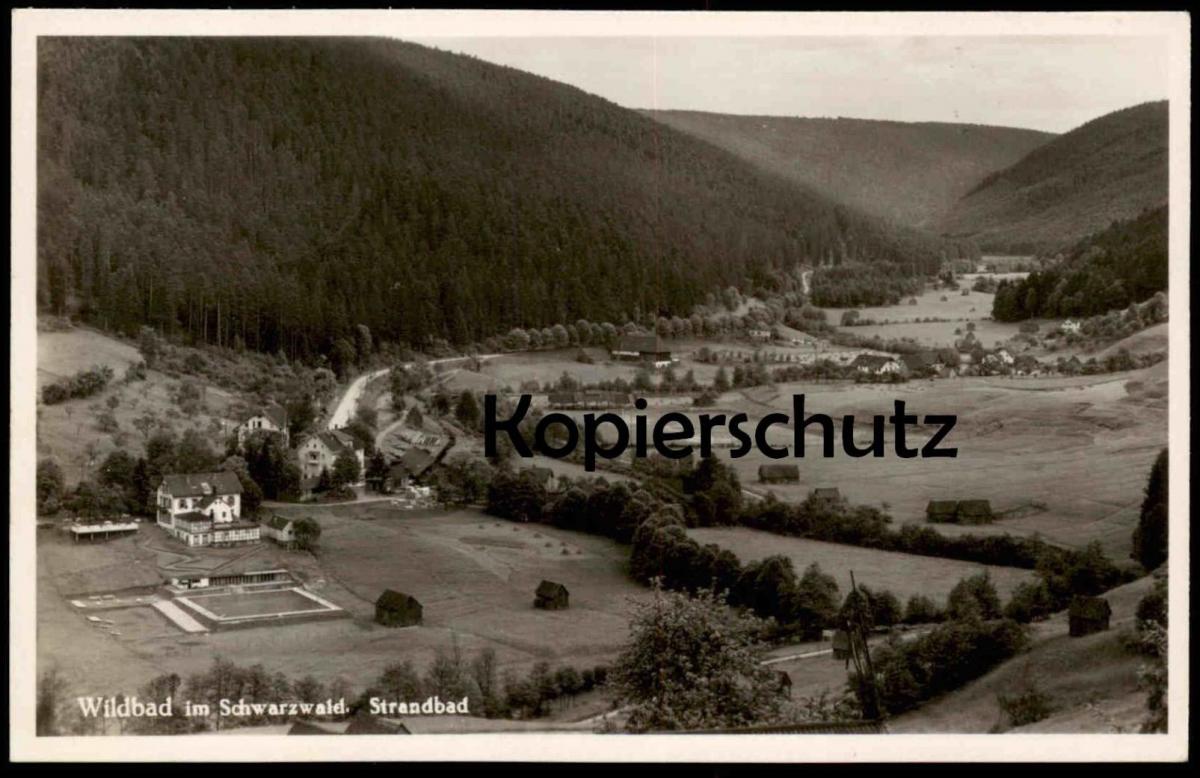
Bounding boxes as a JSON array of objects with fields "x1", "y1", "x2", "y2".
[
  {"x1": 644, "y1": 111, "x2": 1053, "y2": 229},
  {"x1": 940, "y1": 101, "x2": 1168, "y2": 253},
  {"x1": 37, "y1": 37, "x2": 968, "y2": 359},
  {"x1": 991, "y1": 206, "x2": 1168, "y2": 321}
]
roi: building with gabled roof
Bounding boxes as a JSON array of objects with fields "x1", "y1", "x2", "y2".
[
  {"x1": 260, "y1": 514, "x2": 297, "y2": 549},
  {"x1": 611, "y1": 334, "x2": 672, "y2": 367},
  {"x1": 375, "y1": 590, "x2": 423, "y2": 627},
  {"x1": 956, "y1": 499, "x2": 994, "y2": 525},
  {"x1": 758, "y1": 464, "x2": 800, "y2": 484},
  {"x1": 809, "y1": 487, "x2": 843, "y2": 503},
  {"x1": 534, "y1": 580, "x2": 569, "y2": 610},
  {"x1": 1069, "y1": 596, "x2": 1112, "y2": 637},
  {"x1": 851, "y1": 354, "x2": 902, "y2": 376},
  {"x1": 296, "y1": 430, "x2": 365, "y2": 483},
  {"x1": 236, "y1": 403, "x2": 289, "y2": 449},
  {"x1": 156, "y1": 471, "x2": 256, "y2": 547},
  {"x1": 926, "y1": 500, "x2": 960, "y2": 523},
  {"x1": 398, "y1": 447, "x2": 436, "y2": 480}
]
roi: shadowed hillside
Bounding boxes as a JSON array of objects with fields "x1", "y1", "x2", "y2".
[
  {"x1": 644, "y1": 110, "x2": 1053, "y2": 229},
  {"x1": 940, "y1": 101, "x2": 1168, "y2": 253},
  {"x1": 37, "y1": 37, "x2": 968, "y2": 359}
]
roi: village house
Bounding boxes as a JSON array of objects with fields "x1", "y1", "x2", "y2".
[
  {"x1": 296, "y1": 430, "x2": 366, "y2": 483},
  {"x1": 611, "y1": 334, "x2": 673, "y2": 367},
  {"x1": 260, "y1": 514, "x2": 297, "y2": 549},
  {"x1": 900, "y1": 351, "x2": 944, "y2": 377},
  {"x1": 236, "y1": 403, "x2": 289, "y2": 449},
  {"x1": 1068, "y1": 596, "x2": 1112, "y2": 637},
  {"x1": 747, "y1": 328, "x2": 772, "y2": 341},
  {"x1": 1013, "y1": 354, "x2": 1042, "y2": 376},
  {"x1": 534, "y1": 580, "x2": 570, "y2": 610},
  {"x1": 758, "y1": 464, "x2": 800, "y2": 484},
  {"x1": 155, "y1": 471, "x2": 259, "y2": 547},
  {"x1": 397, "y1": 447, "x2": 436, "y2": 482},
  {"x1": 850, "y1": 354, "x2": 902, "y2": 376},
  {"x1": 375, "y1": 589, "x2": 423, "y2": 627},
  {"x1": 1060, "y1": 319, "x2": 1083, "y2": 336}
]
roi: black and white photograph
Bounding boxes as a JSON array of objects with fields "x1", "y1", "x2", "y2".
[{"x1": 8, "y1": 9, "x2": 1190, "y2": 763}]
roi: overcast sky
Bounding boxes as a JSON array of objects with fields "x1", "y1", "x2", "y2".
[{"x1": 408, "y1": 36, "x2": 1168, "y2": 133}]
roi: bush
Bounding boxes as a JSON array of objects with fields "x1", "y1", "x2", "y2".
[
  {"x1": 903, "y1": 594, "x2": 943, "y2": 624},
  {"x1": 41, "y1": 365, "x2": 115, "y2": 405},
  {"x1": 1003, "y1": 580, "x2": 1056, "y2": 623}
]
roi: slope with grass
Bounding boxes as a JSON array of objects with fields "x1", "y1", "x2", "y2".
[{"x1": 887, "y1": 573, "x2": 1158, "y2": 733}]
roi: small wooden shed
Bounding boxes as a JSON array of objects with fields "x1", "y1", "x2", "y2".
[
  {"x1": 534, "y1": 580, "x2": 569, "y2": 610},
  {"x1": 759, "y1": 464, "x2": 800, "y2": 484},
  {"x1": 956, "y1": 499, "x2": 994, "y2": 525},
  {"x1": 926, "y1": 500, "x2": 959, "y2": 523},
  {"x1": 375, "y1": 589, "x2": 423, "y2": 627},
  {"x1": 810, "y1": 487, "x2": 843, "y2": 503},
  {"x1": 1068, "y1": 596, "x2": 1112, "y2": 637}
]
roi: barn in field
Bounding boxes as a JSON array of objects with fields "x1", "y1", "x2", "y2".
[
  {"x1": 1069, "y1": 596, "x2": 1112, "y2": 637},
  {"x1": 758, "y1": 464, "x2": 800, "y2": 484},
  {"x1": 926, "y1": 500, "x2": 960, "y2": 523},
  {"x1": 956, "y1": 499, "x2": 994, "y2": 525},
  {"x1": 926, "y1": 499, "x2": 994, "y2": 524},
  {"x1": 534, "y1": 580, "x2": 569, "y2": 610},
  {"x1": 611, "y1": 334, "x2": 673, "y2": 367},
  {"x1": 809, "y1": 487, "x2": 843, "y2": 504},
  {"x1": 375, "y1": 590, "x2": 423, "y2": 627}
]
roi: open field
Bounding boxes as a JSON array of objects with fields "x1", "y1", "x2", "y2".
[
  {"x1": 688, "y1": 527, "x2": 1035, "y2": 604},
  {"x1": 822, "y1": 276, "x2": 1065, "y2": 351},
  {"x1": 38, "y1": 505, "x2": 648, "y2": 699}
]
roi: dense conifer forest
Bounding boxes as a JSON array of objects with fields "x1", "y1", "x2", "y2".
[
  {"x1": 645, "y1": 110, "x2": 1053, "y2": 230},
  {"x1": 37, "y1": 37, "x2": 965, "y2": 359},
  {"x1": 939, "y1": 101, "x2": 1168, "y2": 253},
  {"x1": 991, "y1": 206, "x2": 1168, "y2": 321}
]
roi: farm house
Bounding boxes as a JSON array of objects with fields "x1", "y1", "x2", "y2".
[
  {"x1": 758, "y1": 464, "x2": 800, "y2": 484},
  {"x1": 611, "y1": 334, "x2": 673, "y2": 367},
  {"x1": 375, "y1": 590, "x2": 423, "y2": 627},
  {"x1": 1069, "y1": 596, "x2": 1112, "y2": 637},
  {"x1": 534, "y1": 580, "x2": 569, "y2": 610}
]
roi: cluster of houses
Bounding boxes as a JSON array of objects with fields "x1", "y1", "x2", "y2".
[{"x1": 848, "y1": 346, "x2": 1045, "y2": 380}]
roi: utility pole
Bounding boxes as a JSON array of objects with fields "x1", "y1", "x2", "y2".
[{"x1": 844, "y1": 570, "x2": 884, "y2": 722}]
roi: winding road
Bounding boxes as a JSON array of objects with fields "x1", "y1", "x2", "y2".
[{"x1": 326, "y1": 355, "x2": 501, "y2": 431}]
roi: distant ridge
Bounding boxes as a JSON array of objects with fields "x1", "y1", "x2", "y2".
[
  {"x1": 643, "y1": 110, "x2": 1053, "y2": 229},
  {"x1": 939, "y1": 101, "x2": 1168, "y2": 254}
]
